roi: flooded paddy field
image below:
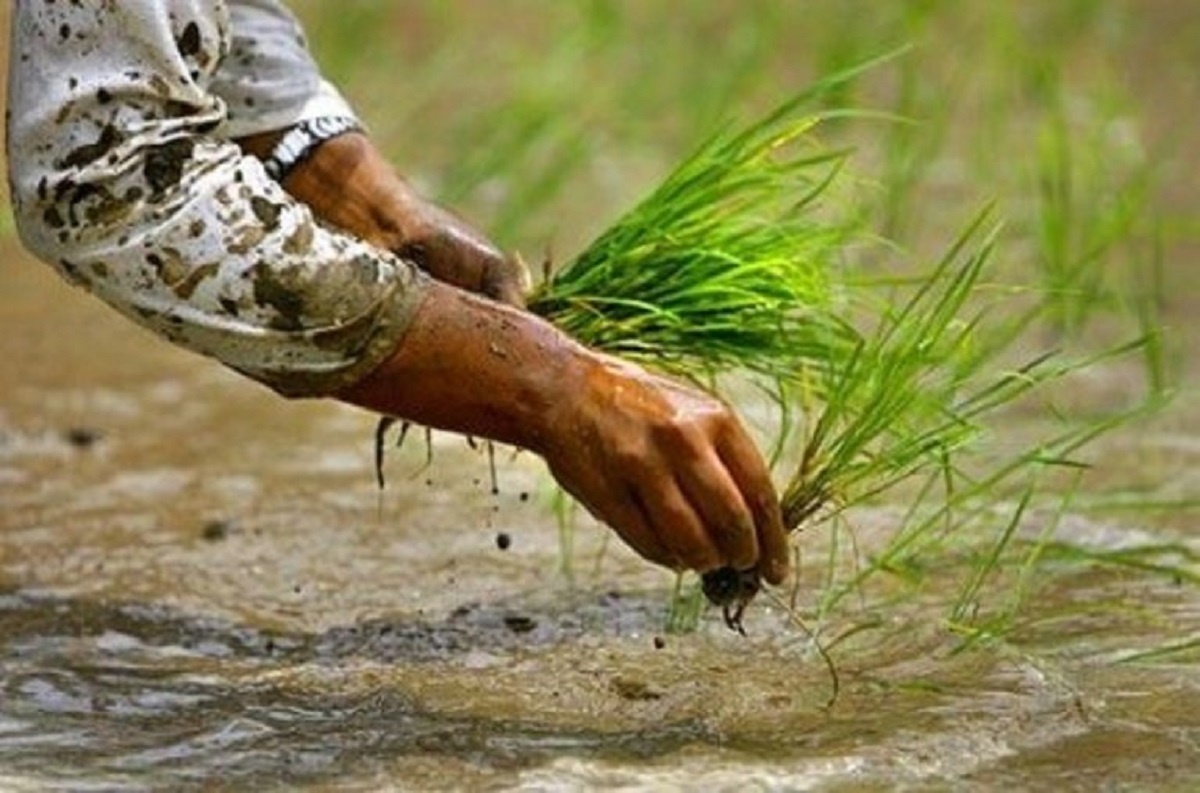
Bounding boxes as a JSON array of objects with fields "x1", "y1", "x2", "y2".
[{"x1": 2, "y1": 2, "x2": 1198, "y2": 789}]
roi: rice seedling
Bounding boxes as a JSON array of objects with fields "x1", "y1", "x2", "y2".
[
  {"x1": 870, "y1": 41, "x2": 955, "y2": 244},
  {"x1": 1035, "y1": 540, "x2": 1200, "y2": 586},
  {"x1": 1030, "y1": 79, "x2": 1153, "y2": 341},
  {"x1": 352, "y1": 8, "x2": 1178, "y2": 653},
  {"x1": 808, "y1": 347, "x2": 1160, "y2": 624},
  {"x1": 1116, "y1": 637, "x2": 1200, "y2": 665},
  {"x1": 664, "y1": 574, "x2": 706, "y2": 636}
]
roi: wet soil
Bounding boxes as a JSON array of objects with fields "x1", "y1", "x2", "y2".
[{"x1": 1, "y1": 247, "x2": 1197, "y2": 790}]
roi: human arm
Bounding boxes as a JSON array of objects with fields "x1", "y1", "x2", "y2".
[
  {"x1": 5, "y1": 0, "x2": 788, "y2": 582},
  {"x1": 220, "y1": 8, "x2": 786, "y2": 579},
  {"x1": 211, "y1": 0, "x2": 525, "y2": 305},
  {"x1": 6, "y1": 1, "x2": 427, "y2": 396},
  {"x1": 337, "y1": 281, "x2": 790, "y2": 582}
]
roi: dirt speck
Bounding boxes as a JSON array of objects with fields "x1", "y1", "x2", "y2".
[
  {"x1": 201, "y1": 519, "x2": 236, "y2": 542},
  {"x1": 502, "y1": 614, "x2": 536, "y2": 634},
  {"x1": 143, "y1": 138, "x2": 195, "y2": 195},
  {"x1": 63, "y1": 426, "x2": 103, "y2": 449},
  {"x1": 177, "y1": 21, "x2": 202, "y2": 58},
  {"x1": 611, "y1": 677, "x2": 664, "y2": 701}
]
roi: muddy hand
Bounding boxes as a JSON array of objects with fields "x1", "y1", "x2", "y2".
[
  {"x1": 235, "y1": 129, "x2": 529, "y2": 307},
  {"x1": 338, "y1": 284, "x2": 786, "y2": 584},
  {"x1": 391, "y1": 201, "x2": 530, "y2": 307},
  {"x1": 541, "y1": 353, "x2": 790, "y2": 583}
]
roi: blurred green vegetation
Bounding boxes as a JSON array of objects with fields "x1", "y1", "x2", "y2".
[
  {"x1": 292, "y1": 3, "x2": 1197, "y2": 421},
  {"x1": 290, "y1": 2, "x2": 1196, "y2": 281}
]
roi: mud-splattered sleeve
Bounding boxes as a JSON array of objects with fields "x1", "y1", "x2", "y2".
[
  {"x1": 209, "y1": 0, "x2": 359, "y2": 139},
  {"x1": 6, "y1": 1, "x2": 429, "y2": 398}
]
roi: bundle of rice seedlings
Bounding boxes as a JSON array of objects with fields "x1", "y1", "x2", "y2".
[
  {"x1": 694, "y1": 212, "x2": 1008, "y2": 630},
  {"x1": 525, "y1": 63, "x2": 882, "y2": 386},
  {"x1": 778, "y1": 212, "x2": 1005, "y2": 532},
  {"x1": 378, "y1": 52, "x2": 1155, "y2": 645},
  {"x1": 374, "y1": 58, "x2": 886, "y2": 488},
  {"x1": 525, "y1": 55, "x2": 1155, "y2": 636}
]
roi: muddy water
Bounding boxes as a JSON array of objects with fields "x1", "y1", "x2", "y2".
[
  {"x1": 4, "y1": 4, "x2": 1200, "y2": 786},
  {"x1": 2, "y1": 238, "x2": 1199, "y2": 791}
]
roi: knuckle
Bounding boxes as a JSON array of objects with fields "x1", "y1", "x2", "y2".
[
  {"x1": 609, "y1": 437, "x2": 650, "y2": 471},
  {"x1": 712, "y1": 410, "x2": 749, "y2": 444},
  {"x1": 652, "y1": 416, "x2": 709, "y2": 461}
]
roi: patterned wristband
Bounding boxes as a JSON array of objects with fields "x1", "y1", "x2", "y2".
[{"x1": 262, "y1": 116, "x2": 363, "y2": 182}]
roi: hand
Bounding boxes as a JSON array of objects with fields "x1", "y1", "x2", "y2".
[
  {"x1": 540, "y1": 353, "x2": 790, "y2": 584},
  {"x1": 337, "y1": 284, "x2": 790, "y2": 585},
  {"x1": 388, "y1": 199, "x2": 530, "y2": 307},
  {"x1": 237, "y1": 129, "x2": 528, "y2": 306}
]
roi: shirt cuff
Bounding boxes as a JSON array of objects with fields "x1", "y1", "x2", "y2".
[
  {"x1": 246, "y1": 267, "x2": 431, "y2": 399},
  {"x1": 218, "y1": 78, "x2": 363, "y2": 141}
]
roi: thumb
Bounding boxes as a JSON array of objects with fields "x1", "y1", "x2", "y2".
[{"x1": 486, "y1": 252, "x2": 531, "y2": 308}]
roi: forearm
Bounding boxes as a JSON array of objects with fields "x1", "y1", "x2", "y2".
[
  {"x1": 7, "y1": 0, "x2": 790, "y2": 584},
  {"x1": 336, "y1": 280, "x2": 583, "y2": 452}
]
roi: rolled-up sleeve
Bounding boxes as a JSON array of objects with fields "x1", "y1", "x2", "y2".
[{"x1": 6, "y1": 0, "x2": 428, "y2": 397}]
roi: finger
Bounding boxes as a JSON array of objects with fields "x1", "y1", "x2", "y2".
[
  {"x1": 492, "y1": 278, "x2": 525, "y2": 308},
  {"x1": 556, "y1": 466, "x2": 673, "y2": 568},
  {"x1": 485, "y1": 253, "x2": 530, "y2": 308},
  {"x1": 609, "y1": 487, "x2": 678, "y2": 568},
  {"x1": 716, "y1": 422, "x2": 790, "y2": 585},
  {"x1": 675, "y1": 444, "x2": 758, "y2": 570},
  {"x1": 631, "y1": 476, "x2": 722, "y2": 574}
]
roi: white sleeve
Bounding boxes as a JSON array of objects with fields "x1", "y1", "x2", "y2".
[
  {"x1": 6, "y1": 0, "x2": 426, "y2": 397},
  {"x1": 211, "y1": 0, "x2": 361, "y2": 138}
]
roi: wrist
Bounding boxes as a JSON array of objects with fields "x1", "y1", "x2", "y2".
[
  {"x1": 239, "y1": 128, "x2": 411, "y2": 250},
  {"x1": 289, "y1": 132, "x2": 411, "y2": 249},
  {"x1": 261, "y1": 116, "x2": 363, "y2": 183},
  {"x1": 519, "y1": 337, "x2": 601, "y2": 455},
  {"x1": 337, "y1": 281, "x2": 594, "y2": 454}
]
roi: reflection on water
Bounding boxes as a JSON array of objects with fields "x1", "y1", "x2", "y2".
[{"x1": 0, "y1": 589, "x2": 703, "y2": 789}]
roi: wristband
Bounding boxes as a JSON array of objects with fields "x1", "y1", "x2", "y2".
[{"x1": 261, "y1": 115, "x2": 363, "y2": 182}]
